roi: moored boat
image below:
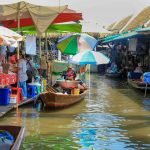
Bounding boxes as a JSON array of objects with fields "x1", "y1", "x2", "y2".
[
  {"x1": 127, "y1": 79, "x2": 150, "y2": 90},
  {"x1": 35, "y1": 86, "x2": 88, "y2": 110},
  {"x1": 0, "y1": 125, "x2": 25, "y2": 150},
  {"x1": 105, "y1": 72, "x2": 122, "y2": 78}
]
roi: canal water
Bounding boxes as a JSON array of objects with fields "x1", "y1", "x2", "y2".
[{"x1": 0, "y1": 74, "x2": 150, "y2": 150}]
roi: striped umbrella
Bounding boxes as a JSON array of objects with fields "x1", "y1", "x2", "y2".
[
  {"x1": 56, "y1": 33, "x2": 98, "y2": 55},
  {"x1": 71, "y1": 51, "x2": 110, "y2": 94},
  {"x1": 71, "y1": 51, "x2": 110, "y2": 65}
]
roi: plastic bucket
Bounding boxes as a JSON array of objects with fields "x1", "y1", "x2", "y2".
[
  {"x1": 73, "y1": 88, "x2": 80, "y2": 95},
  {"x1": 0, "y1": 88, "x2": 10, "y2": 105}
]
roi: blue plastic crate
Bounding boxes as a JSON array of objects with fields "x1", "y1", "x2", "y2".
[
  {"x1": 0, "y1": 88, "x2": 10, "y2": 105},
  {"x1": 27, "y1": 84, "x2": 38, "y2": 98}
]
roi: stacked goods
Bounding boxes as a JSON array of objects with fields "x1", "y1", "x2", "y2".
[{"x1": 42, "y1": 79, "x2": 47, "y2": 92}]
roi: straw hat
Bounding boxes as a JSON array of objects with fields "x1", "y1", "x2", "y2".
[{"x1": 68, "y1": 64, "x2": 72, "y2": 68}]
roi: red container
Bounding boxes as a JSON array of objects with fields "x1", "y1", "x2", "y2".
[
  {"x1": 9, "y1": 73, "x2": 17, "y2": 84},
  {"x1": 11, "y1": 87, "x2": 22, "y2": 103}
]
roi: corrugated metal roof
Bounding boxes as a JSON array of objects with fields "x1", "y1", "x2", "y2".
[
  {"x1": 123, "y1": 6, "x2": 150, "y2": 32},
  {"x1": 112, "y1": 15, "x2": 133, "y2": 32}
]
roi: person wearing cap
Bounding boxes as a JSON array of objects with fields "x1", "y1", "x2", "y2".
[{"x1": 18, "y1": 52, "x2": 28, "y2": 100}]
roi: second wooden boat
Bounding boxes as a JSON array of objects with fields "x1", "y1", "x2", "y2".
[
  {"x1": 0, "y1": 125, "x2": 25, "y2": 150},
  {"x1": 128, "y1": 79, "x2": 150, "y2": 90},
  {"x1": 105, "y1": 72, "x2": 121, "y2": 78}
]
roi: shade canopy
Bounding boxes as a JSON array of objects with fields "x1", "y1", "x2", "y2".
[
  {"x1": 10, "y1": 23, "x2": 82, "y2": 34},
  {"x1": 71, "y1": 51, "x2": 110, "y2": 65},
  {"x1": 1, "y1": 13, "x2": 82, "y2": 29},
  {"x1": 0, "y1": 1, "x2": 68, "y2": 34},
  {"x1": 0, "y1": 26, "x2": 23, "y2": 46},
  {"x1": 57, "y1": 33, "x2": 98, "y2": 55}
]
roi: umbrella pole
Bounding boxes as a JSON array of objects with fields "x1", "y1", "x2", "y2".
[
  {"x1": 39, "y1": 36, "x2": 42, "y2": 92},
  {"x1": 89, "y1": 64, "x2": 90, "y2": 98},
  {"x1": 16, "y1": 2, "x2": 21, "y2": 109},
  {"x1": 45, "y1": 32, "x2": 48, "y2": 83}
]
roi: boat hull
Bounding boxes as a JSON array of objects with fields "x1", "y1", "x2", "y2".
[
  {"x1": 105, "y1": 72, "x2": 121, "y2": 78},
  {"x1": 36, "y1": 90, "x2": 87, "y2": 108},
  {"x1": 0, "y1": 125, "x2": 25, "y2": 150},
  {"x1": 128, "y1": 79, "x2": 150, "y2": 90}
]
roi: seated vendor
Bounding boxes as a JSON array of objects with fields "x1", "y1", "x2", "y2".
[
  {"x1": 107, "y1": 62, "x2": 118, "y2": 73},
  {"x1": 134, "y1": 63, "x2": 143, "y2": 74},
  {"x1": 62, "y1": 64, "x2": 76, "y2": 80}
]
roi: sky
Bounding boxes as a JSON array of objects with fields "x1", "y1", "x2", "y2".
[{"x1": 1, "y1": 0, "x2": 150, "y2": 32}]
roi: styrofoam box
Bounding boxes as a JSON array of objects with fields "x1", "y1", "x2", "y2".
[{"x1": 10, "y1": 96, "x2": 17, "y2": 103}]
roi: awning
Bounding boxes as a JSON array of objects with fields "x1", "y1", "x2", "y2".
[
  {"x1": 102, "y1": 31, "x2": 138, "y2": 43},
  {"x1": 1, "y1": 13, "x2": 82, "y2": 28},
  {"x1": 0, "y1": 1, "x2": 68, "y2": 34},
  {"x1": 12, "y1": 23, "x2": 82, "y2": 34},
  {"x1": 136, "y1": 27, "x2": 150, "y2": 34}
]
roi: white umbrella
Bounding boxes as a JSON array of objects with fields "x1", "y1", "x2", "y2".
[
  {"x1": 71, "y1": 51, "x2": 110, "y2": 97},
  {"x1": 71, "y1": 51, "x2": 110, "y2": 65},
  {"x1": 0, "y1": 26, "x2": 23, "y2": 47}
]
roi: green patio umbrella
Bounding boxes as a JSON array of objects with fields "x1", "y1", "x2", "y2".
[{"x1": 56, "y1": 33, "x2": 98, "y2": 55}]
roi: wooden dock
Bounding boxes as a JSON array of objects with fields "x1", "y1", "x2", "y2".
[{"x1": 0, "y1": 97, "x2": 36, "y2": 117}]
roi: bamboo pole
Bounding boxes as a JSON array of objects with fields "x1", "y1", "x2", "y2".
[
  {"x1": 45, "y1": 32, "x2": 49, "y2": 83},
  {"x1": 16, "y1": 2, "x2": 21, "y2": 109},
  {"x1": 39, "y1": 36, "x2": 42, "y2": 92}
]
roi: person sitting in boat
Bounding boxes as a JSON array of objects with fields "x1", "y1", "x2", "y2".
[
  {"x1": 76, "y1": 79, "x2": 88, "y2": 91},
  {"x1": 107, "y1": 62, "x2": 118, "y2": 73},
  {"x1": 134, "y1": 63, "x2": 143, "y2": 74},
  {"x1": 65, "y1": 64, "x2": 76, "y2": 80}
]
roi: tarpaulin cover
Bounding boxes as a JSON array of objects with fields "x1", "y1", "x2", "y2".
[
  {"x1": 143, "y1": 72, "x2": 150, "y2": 84},
  {"x1": 1, "y1": 13, "x2": 82, "y2": 29}
]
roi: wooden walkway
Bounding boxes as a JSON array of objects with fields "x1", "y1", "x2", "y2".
[{"x1": 0, "y1": 97, "x2": 36, "y2": 117}]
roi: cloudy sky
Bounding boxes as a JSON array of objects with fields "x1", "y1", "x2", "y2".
[{"x1": 1, "y1": 0, "x2": 150, "y2": 32}]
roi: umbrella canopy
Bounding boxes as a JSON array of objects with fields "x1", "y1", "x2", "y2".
[
  {"x1": 0, "y1": 1, "x2": 68, "y2": 34},
  {"x1": 56, "y1": 33, "x2": 98, "y2": 55},
  {"x1": 1, "y1": 13, "x2": 82, "y2": 29},
  {"x1": 0, "y1": 26, "x2": 23, "y2": 46},
  {"x1": 12, "y1": 23, "x2": 82, "y2": 34},
  {"x1": 71, "y1": 51, "x2": 110, "y2": 65}
]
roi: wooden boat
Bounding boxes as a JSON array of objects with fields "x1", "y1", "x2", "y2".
[
  {"x1": 105, "y1": 72, "x2": 121, "y2": 78},
  {"x1": 128, "y1": 79, "x2": 150, "y2": 90},
  {"x1": 35, "y1": 86, "x2": 88, "y2": 110},
  {"x1": 0, "y1": 125, "x2": 25, "y2": 150}
]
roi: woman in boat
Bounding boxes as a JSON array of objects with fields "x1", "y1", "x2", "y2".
[{"x1": 65, "y1": 64, "x2": 76, "y2": 80}]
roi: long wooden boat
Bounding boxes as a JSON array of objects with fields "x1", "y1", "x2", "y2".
[
  {"x1": 105, "y1": 72, "x2": 121, "y2": 78},
  {"x1": 128, "y1": 79, "x2": 150, "y2": 90},
  {"x1": 35, "y1": 86, "x2": 88, "y2": 110},
  {"x1": 0, "y1": 125, "x2": 25, "y2": 150}
]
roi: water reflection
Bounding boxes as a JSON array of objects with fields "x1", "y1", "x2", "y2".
[{"x1": 72, "y1": 113, "x2": 138, "y2": 150}]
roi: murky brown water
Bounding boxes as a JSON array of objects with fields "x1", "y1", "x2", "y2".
[{"x1": 1, "y1": 74, "x2": 150, "y2": 149}]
